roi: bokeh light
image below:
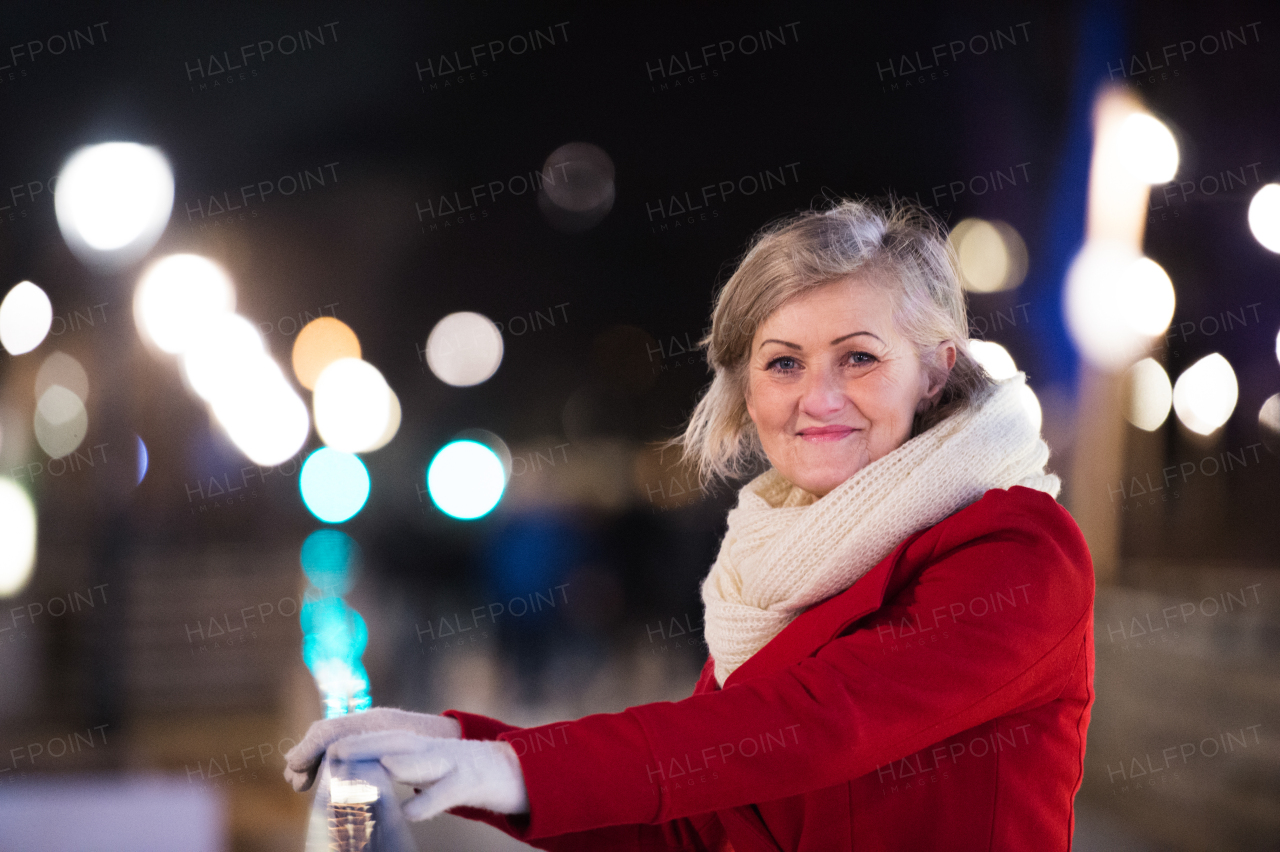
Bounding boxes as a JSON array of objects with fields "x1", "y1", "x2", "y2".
[
  {"x1": 361, "y1": 388, "x2": 401, "y2": 453},
  {"x1": 949, "y1": 219, "x2": 1028, "y2": 293},
  {"x1": 211, "y1": 358, "x2": 310, "y2": 466},
  {"x1": 1119, "y1": 257, "x2": 1177, "y2": 336},
  {"x1": 453, "y1": 428, "x2": 513, "y2": 483},
  {"x1": 300, "y1": 597, "x2": 371, "y2": 718},
  {"x1": 1172, "y1": 353, "x2": 1238, "y2": 436},
  {"x1": 313, "y1": 358, "x2": 395, "y2": 453},
  {"x1": 1257, "y1": 394, "x2": 1280, "y2": 455},
  {"x1": 135, "y1": 435, "x2": 149, "y2": 485},
  {"x1": 968, "y1": 339, "x2": 1018, "y2": 380},
  {"x1": 537, "y1": 142, "x2": 617, "y2": 233},
  {"x1": 427, "y1": 439, "x2": 506, "y2": 519},
  {"x1": 425, "y1": 312, "x2": 504, "y2": 387},
  {"x1": 54, "y1": 142, "x2": 174, "y2": 264},
  {"x1": 34, "y1": 385, "x2": 88, "y2": 458},
  {"x1": 181, "y1": 313, "x2": 265, "y2": 403},
  {"x1": 1124, "y1": 357, "x2": 1173, "y2": 431},
  {"x1": 1116, "y1": 112, "x2": 1179, "y2": 184},
  {"x1": 301, "y1": 529, "x2": 360, "y2": 596},
  {"x1": 35, "y1": 351, "x2": 89, "y2": 403},
  {"x1": 134, "y1": 254, "x2": 236, "y2": 354},
  {"x1": 300, "y1": 447, "x2": 371, "y2": 523},
  {"x1": 0, "y1": 281, "x2": 53, "y2": 355},
  {"x1": 0, "y1": 477, "x2": 37, "y2": 597},
  {"x1": 1064, "y1": 242, "x2": 1176, "y2": 370},
  {"x1": 1248, "y1": 183, "x2": 1280, "y2": 254},
  {"x1": 292, "y1": 317, "x2": 362, "y2": 390}
]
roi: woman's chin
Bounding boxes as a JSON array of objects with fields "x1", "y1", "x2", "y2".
[{"x1": 788, "y1": 463, "x2": 865, "y2": 497}]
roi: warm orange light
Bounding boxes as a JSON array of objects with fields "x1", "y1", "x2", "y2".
[{"x1": 292, "y1": 317, "x2": 361, "y2": 390}]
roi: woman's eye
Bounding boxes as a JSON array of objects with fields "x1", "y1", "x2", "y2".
[
  {"x1": 848, "y1": 351, "x2": 877, "y2": 366},
  {"x1": 766, "y1": 356, "x2": 798, "y2": 372}
]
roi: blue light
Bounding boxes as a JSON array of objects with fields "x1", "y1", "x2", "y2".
[
  {"x1": 427, "y1": 439, "x2": 506, "y2": 519},
  {"x1": 300, "y1": 447, "x2": 370, "y2": 523},
  {"x1": 300, "y1": 529, "x2": 359, "y2": 596},
  {"x1": 135, "y1": 435, "x2": 149, "y2": 485}
]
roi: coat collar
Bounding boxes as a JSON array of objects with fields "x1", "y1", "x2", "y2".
[{"x1": 719, "y1": 530, "x2": 920, "y2": 689}]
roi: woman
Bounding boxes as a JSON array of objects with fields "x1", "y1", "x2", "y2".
[{"x1": 285, "y1": 198, "x2": 1095, "y2": 851}]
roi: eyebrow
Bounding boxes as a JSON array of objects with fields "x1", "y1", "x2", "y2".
[{"x1": 758, "y1": 331, "x2": 884, "y2": 351}]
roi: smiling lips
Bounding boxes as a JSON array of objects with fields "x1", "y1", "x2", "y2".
[{"x1": 797, "y1": 425, "x2": 855, "y2": 442}]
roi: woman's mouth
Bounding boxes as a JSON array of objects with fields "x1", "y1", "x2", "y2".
[{"x1": 797, "y1": 426, "x2": 855, "y2": 442}]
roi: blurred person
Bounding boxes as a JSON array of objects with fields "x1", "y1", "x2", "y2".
[
  {"x1": 483, "y1": 509, "x2": 585, "y2": 705},
  {"x1": 284, "y1": 198, "x2": 1095, "y2": 851}
]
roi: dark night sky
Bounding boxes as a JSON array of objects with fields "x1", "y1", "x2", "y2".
[{"x1": 0, "y1": 0, "x2": 1276, "y2": 556}]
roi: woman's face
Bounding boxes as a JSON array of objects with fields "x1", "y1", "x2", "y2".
[{"x1": 744, "y1": 276, "x2": 955, "y2": 498}]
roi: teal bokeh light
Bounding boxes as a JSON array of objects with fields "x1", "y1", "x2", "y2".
[
  {"x1": 300, "y1": 594, "x2": 371, "y2": 718},
  {"x1": 300, "y1": 529, "x2": 360, "y2": 596},
  {"x1": 427, "y1": 439, "x2": 506, "y2": 519},
  {"x1": 300, "y1": 447, "x2": 370, "y2": 523}
]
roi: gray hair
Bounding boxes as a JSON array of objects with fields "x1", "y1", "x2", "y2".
[{"x1": 667, "y1": 196, "x2": 995, "y2": 487}]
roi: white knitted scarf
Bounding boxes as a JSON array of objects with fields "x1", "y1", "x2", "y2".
[{"x1": 700, "y1": 373, "x2": 1061, "y2": 686}]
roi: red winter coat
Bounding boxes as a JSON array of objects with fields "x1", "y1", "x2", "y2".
[{"x1": 445, "y1": 485, "x2": 1095, "y2": 851}]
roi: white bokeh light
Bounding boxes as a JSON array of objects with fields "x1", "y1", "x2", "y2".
[
  {"x1": 181, "y1": 313, "x2": 266, "y2": 403},
  {"x1": 0, "y1": 477, "x2": 37, "y2": 597},
  {"x1": 134, "y1": 254, "x2": 236, "y2": 354},
  {"x1": 1116, "y1": 112, "x2": 1179, "y2": 184},
  {"x1": 1172, "y1": 353, "x2": 1238, "y2": 436},
  {"x1": 55, "y1": 142, "x2": 174, "y2": 263},
  {"x1": 313, "y1": 358, "x2": 394, "y2": 453},
  {"x1": 34, "y1": 385, "x2": 88, "y2": 458},
  {"x1": 1124, "y1": 358, "x2": 1172, "y2": 431},
  {"x1": 1064, "y1": 242, "x2": 1176, "y2": 370},
  {"x1": 453, "y1": 428, "x2": 513, "y2": 483},
  {"x1": 427, "y1": 440, "x2": 506, "y2": 519},
  {"x1": 949, "y1": 219, "x2": 1028, "y2": 293},
  {"x1": 968, "y1": 339, "x2": 1018, "y2": 380},
  {"x1": 211, "y1": 356, "x2": 310, "y2": 466},
  {"x1": 35, "y1": 351, "x2": 89, "y2": 403},
  {"x1": 362, "y1": 388, "x2": 401, "y2": 453},
  {"x1": 1119, "y1": 257, "x2": 1177, "y2": 336},
  {"x1": 1257, "y1": 394, "x2": 1280, "y2": 445},
  {"x1": 425, "y1": 312, "x2": 504, "y2": 387},
  {"x1": 0, "y1": 281, "x2": 53, "y2": 355},
  {"x1": 1248, "y1": 184, "x2": 1280, "y2": 254}
]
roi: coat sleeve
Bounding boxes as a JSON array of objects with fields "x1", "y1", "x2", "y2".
[
  {"x1": 440, "y1": 709, "x2": 732, "y2": 852},
  {"x1": 476, "y1": 493, "x2": 1094, "y2": 840}
]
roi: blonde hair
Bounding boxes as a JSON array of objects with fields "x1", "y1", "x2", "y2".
[{"x1": 668, "y1": 196, "x2": 994, "y2": 487}]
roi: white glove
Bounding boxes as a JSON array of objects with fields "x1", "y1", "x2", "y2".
[
  {"x1": 328, "y1": 731, "x2": 530, "y2": 821},
  {"x1": 284, "y1": 707, "x2": 463, "y2": 792}
]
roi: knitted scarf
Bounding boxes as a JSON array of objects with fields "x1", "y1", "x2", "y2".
[{"x1": 700, "y1": 372, "x2": 1061, "y2": 686}]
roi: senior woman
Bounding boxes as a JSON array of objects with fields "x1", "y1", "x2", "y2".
[{"x1": 285, "y1": 198, "x2": 1095, "y2": 851}]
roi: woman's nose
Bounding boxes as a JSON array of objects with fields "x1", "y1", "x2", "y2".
[{"x1": 799, "y1": 364, "x2": 846, "y2": 417}]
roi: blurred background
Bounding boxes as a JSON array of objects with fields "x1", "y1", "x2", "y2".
[{"x1": 0, "y1": 0, "x2": 1277, "y2": 849}]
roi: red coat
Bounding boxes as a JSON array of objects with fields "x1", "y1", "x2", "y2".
[{"x1": 445, "y1": 485, "x2": 1095, "y2": 851}]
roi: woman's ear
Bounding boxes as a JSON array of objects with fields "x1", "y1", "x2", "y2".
[
  {"x1": 921, "y1": 340, "x2": 957, "y2": 403},
  {"x1": 937, "y1": 340, "x2": 957, "y2": 379}
]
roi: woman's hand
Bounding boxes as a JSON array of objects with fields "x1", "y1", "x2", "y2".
[
  {"x1": 283, "y1": 707, "x2": 462, "y2": 792},
  {"x1": 329, "y1": 731, "x2": 530, "y2": 820}
]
